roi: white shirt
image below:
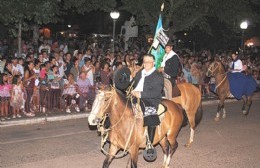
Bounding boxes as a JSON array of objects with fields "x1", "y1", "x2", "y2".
[
  {"x1": 229, "y1": 59, "x2": 243, "y2": 73},
  {"x1": 161, "y1": 50, "x2": 177, "y2": 67},
  {"x1": 133, "y1": 67, "x2": 156, "y2": 93},
  {"x1": 12, "y1": 64, "x2": 24, "y2": 77}
]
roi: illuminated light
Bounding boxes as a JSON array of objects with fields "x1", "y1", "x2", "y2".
[
  {"x1": 247, "y1": 42, "x2": 254, "y2": 47},
  {"x1": 240, "y1": 21, "x2": 248, "y2": 30}
]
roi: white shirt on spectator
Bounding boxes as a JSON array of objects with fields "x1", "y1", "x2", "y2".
[{"x1": 12, "y1": 64, "x2": 24, "y2": 77}]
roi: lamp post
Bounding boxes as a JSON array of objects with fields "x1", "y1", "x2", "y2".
[
  {"x1": 110, "y1": 11, "x2": 120, "y2": 53},
  {"x1": 240, "y1": 21, "x2": 248, "y2": 52}
]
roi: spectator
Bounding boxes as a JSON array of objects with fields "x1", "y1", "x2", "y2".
[
  {"x1": 10, "y1": 75, "x2": 24, "y2": 119},
  {"x1": 23, "y1": 61, "x2": 36, "y2": 117},
  {"x1": 76, "y1": 71, "x2": 92, "y2": 111},
  {"x1": 0, "y1": 73, "x2": 12, "y2": 120},
  {"x1": 62, "y1": 73, "x2": 80, "y2": 113}
]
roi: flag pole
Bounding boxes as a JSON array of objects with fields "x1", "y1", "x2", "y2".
[{"x1": 148, "y1": 3, "x2": 164, "y2": 54}]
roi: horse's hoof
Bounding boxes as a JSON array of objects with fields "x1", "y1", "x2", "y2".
[
  {"x1": 222, "y1": 114, "x2": 226, "y2": 119},
  {"x1": 214, "y1": 117, "x2": 220, "y2": 122},
  {"x1": 184, "y1": 143, "x2": 191, "y2": 148},
  {"x1": 242, "y1": 110, "x2": 248, "y2": 115}
]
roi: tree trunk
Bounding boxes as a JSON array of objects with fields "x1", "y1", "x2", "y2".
[
  {"x1": 18, "y1": 21, "x2": 22, "y2": 58},
  {"x1": 32, "y1": 24, "x2": 39, "y2": 47}
]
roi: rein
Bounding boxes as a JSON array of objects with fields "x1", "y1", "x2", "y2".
[
  {"x1": 97, "y1": 90, "x2": 138, "y2": 158},
  {"x1": 208, "y1": 62, "x2": 228, "y2": 91}
]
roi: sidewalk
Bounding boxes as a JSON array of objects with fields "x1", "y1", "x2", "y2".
[{"x1": 1, "y1": 92, "x2": 260, "y2": 127}]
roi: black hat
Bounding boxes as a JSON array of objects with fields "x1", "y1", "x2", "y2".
[
  {"x1": 165, "y1": 40, "x2": 174, "y2": 47},
  {"x1": 113, "y1": 67, "x2": 131, "y2": 90}
]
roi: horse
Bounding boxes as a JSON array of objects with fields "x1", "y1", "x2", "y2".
[
  {"x1": 88, "y1": 88, "x2": 184, "y2": 168},
  {"x1": 164, "y1": 80, "x2": 202, "y2": 147},
  {"x1": 206, "y1": 60, "x2": 255, "y2": 121}
]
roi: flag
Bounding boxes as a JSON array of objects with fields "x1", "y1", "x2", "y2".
[{"x1": 150, "y1": 14, "x2": 165, "y2": 69}]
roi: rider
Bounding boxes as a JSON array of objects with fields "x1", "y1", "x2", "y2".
[
  {"x1": 158, "y1": 41, "x2": 181, "y2": 97},
  {"x1": 227, "y1": 52, "x2": 257, "y2": 101},
  {"x1": 229, "y1": 52, "x2": 243, "y2": 73},
  {"x1": 131, "y1": 54, "x2": 164, "y2": 153}
]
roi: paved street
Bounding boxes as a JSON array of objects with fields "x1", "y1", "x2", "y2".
[{"x1": 1, "y1": 99, "x2": 260, "y2": 168}]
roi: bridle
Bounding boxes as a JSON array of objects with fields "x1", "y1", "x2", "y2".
[
  {"x1": 207, "y1": 61, "x2": 227, "y2": 91},
  {"x1": 96, "y1": 88, "x2": 138, "y2": 158}
]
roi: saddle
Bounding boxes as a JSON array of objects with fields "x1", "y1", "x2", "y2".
[{"x1": 133, "y1": 103, "x2": 167, "y2": 121}]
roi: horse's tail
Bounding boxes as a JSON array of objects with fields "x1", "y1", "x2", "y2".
[{"x1": 195, "y1": 101, "x2": 203, "y2": 127}]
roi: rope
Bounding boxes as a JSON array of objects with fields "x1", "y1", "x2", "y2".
[{"x1": 98, "y1": 90, "x2": 138, "y2": 158}]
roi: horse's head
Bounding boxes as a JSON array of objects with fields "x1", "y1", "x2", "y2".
[
  {"x1": 206, "y1": 61, "x2": 223, "y2": 77},
  {"x1": 88, "y1": 88, "x2": 114, "y2": 126}
]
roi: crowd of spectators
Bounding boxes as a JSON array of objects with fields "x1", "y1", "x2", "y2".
[{"x1": 0, "y1": 37, "x2": 259, "y2": 121}]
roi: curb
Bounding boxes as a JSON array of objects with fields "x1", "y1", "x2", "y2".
[
  {"x1": 0, "y1": 113, "x2": 90, "y2": 128},
  {"x1": 1, "y1": 93, "x2": 259, "y2": 128}
]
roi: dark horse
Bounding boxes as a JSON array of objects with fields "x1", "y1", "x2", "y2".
[
  {"x1": 206, "y1": 60, "x2": 256, "y2": 121},
  {"x1": 88, "y1": 88, "x2": 184, "y2": 168}
]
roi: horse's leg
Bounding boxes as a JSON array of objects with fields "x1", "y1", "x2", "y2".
[
  {"x1": 222, "y1": 105, "x2": 227, "y2": 119},
  {"x1": 242, "y1": 95, "x2": 247, "y2": 115},
  {"x1": 102, "y1": 144, "x2": 118, "y2": 168},
  {"x1": 184, "y1": 110, "x2": 195, "y2": 147},
  {"x1": 128, "y1": 146, "x2": 139, "y2": 168},
  {"x1": 215, "y1": 98, "x2": 224, "y2": 121},
  {"x1": 164, "y1": 137, "x2": 178, "y2": 168},
  {"x1": 244, "y1": 96, "x2": 252, "y2": 116},
  {"x1": 159, "y1": 137, "x2": 170, "y2": 167}
]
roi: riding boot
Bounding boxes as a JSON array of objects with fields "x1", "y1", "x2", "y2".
[{"x1": 147, "y1": 126, "x2": 156, "y2": 147}]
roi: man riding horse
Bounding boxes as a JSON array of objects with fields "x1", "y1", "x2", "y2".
[
  {"x1": 158, "y1": 41, "x2": 181, "y2": 98},
  {"x1": 131, "y1": 54, "x2": 164, "y2": 156}
]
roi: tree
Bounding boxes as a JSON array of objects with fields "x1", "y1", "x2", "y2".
[
  {"x1": 120, "y1": 0, "x2": 260, "y2": 49},
  {"x1": 0, "y1": 0, "x2": 117, "y2": 57},
  {"x1": 0, "y1": 0, "x2": 62, "y2": 57}
]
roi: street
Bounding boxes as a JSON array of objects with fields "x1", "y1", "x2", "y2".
[{"x1": 1, "y1": 99, "x2": 260, "y2": 168}]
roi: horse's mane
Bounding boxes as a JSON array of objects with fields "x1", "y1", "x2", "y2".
[
  {"x1": 215, "y1": 60, "x2": 226, "y2": 72},
  {"x1": 114, "y1": 88, "x2": 133, "y2": 109}
]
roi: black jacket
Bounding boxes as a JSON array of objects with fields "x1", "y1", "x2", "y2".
[
  {"x1": 133, "y1": 69, "x2": 164, "y2": 126},
  {"x1": 164, "y1": 55, "x2": 180, "y2": 79}
]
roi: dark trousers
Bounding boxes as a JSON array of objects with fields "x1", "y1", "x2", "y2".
[
  {"x1": 25, "y1": 88, "x2": 34, "y2": 113},
  {"x1": 50, "y1": 89, "x2": 61, "y2": 109},
  {"x1": 39, "y1": 86, "x2": 48, "y2": 107}
]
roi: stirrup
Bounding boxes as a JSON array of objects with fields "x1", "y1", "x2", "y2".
[{"x1": 143, "y1": 140, "x2": 157, "y2": 162}]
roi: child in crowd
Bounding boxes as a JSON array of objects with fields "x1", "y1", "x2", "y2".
[
  {"x1": 39, "y1": 63, "x2": 48, "y2": 113},
  {"x1": 0, "y1": 73, "x2": 12, "y2": 121},
  {"x1": 10, "y1": 75, "x2": 24, "y2": 118},
  {"x1": 49, "y1": 65, "x2": 62, "y2": 110}
]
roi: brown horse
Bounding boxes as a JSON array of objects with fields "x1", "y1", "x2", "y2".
[
  {"x1": 164, "y1": 80, "x2": 202, "y2": 147},
  {"x1": 206, "y1": 60, "x2": 253, "y2": 121},
  {"x1": 88, "y1": 88, "x2": 184, "y2": 168}
]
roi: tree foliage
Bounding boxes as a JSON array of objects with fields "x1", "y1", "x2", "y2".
[{"x1": 120, "y1": 0, "x2": 259, "y2": 34}]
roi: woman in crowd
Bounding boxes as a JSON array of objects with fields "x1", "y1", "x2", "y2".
[
  {"x1": 81, "y1": 58, "x2": 94, "y2": 86},
  {"x1": 70, "y1": 58, "x2": 80, "y2": 81},
  {"x1": 76, "y1": 71, "x2": 92, "y2": 111},
  {"x1": 93, "y1": 61, "x2": 101, "y2": 85},
  {"x1": 23, "y1": 61, "x2": 36, "y2": 117},
  {"x1": 62, "y1": 73, "x2": 80, "y2": 113},
  {"x1": 100, "y1": 62, "x2": 112, "y2": 87}
]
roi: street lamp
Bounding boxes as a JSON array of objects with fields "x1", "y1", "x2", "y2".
[
  {"x1": 240, "y1": 21, "x2": 248, "y2": 52},
  {"x1": 110, "y1": 10, "x2": 120, "y2": 53}
]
